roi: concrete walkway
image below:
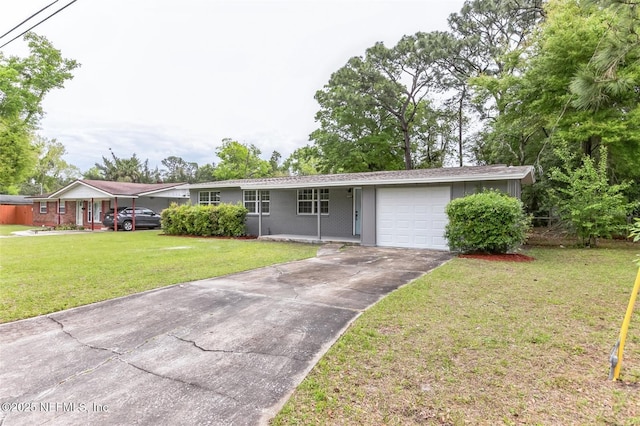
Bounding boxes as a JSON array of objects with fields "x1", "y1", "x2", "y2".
[{"x1": 0, "y1": 245, "x2": 452, "y2": 426}]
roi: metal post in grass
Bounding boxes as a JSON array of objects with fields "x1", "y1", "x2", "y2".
[{"x1": 609, "y1": 268, "x2": 640, "y2": 381}]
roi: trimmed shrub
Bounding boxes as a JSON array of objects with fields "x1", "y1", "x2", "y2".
[
  {"x1": 161, "y1": 203, "x2": 248, "y2": 237},
  {"x1": 216, "y1": 203, "x2": 248, "y2": 237},
  {"x1": 444, "y1": 190, "x2": 531, "y2": 253}
]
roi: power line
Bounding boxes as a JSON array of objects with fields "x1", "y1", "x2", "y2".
[
  {"x1": 0, "y1": 0, "x2": 79, "y2": 50},
  {"x1": 0, "y1": 0, "x2": 61, "y2": 41}
]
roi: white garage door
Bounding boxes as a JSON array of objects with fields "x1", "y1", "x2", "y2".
[{"x1": 376, "y1": 186, "x2": 450, "y2": 250}]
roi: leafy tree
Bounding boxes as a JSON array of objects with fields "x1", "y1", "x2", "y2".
[
  {"x1": 530, "y1": 0, "x2": 639, "y2": 196},
  {"x1": 469, "y1": 0, "x2": 639, "y2": 212},
  {"x1": 311, "y1": 33, "x2": 447, "y2": 171},
  {"x1": 269, "y1": 150, "x2": 289, "y2": 176},
  {"x1": 282, "y1": 146, "x2": 320, "y2": 176},
  {"x1": 549, "y1": 145, "x2": 635, "y2": 246},
  {"x1": 570, "y1": 0, "x2": 640, "y2": 110},
  {"x1": 0, "y1": 120, "x2": 35, "y2": 194},
  {"x1": 421, "y1": 6, "x2": 543, "y2": 167},
  {"x1": 161, "y1": 156, "x2": 198, "y2": 183},
  {"x1": 0, "y1": 33, "x2": 79, "y2": 193},
  {"x1": 630, "y1": 218, "x2": 640, "y2": 266},
  {"x1": 419, "y1": 31, "x2": 477, "y2": 166},
  {"x1": 83, "y1": 166, "x2": 103, "y2": 180},
  {"x1": 451, "y1": 0, "x2": 545, "y2": 169},
  {"x1": 213, "y1": 139, "x2": 271, "y2": 180},
  {"x1": 194, "y1": 163, "x2": 216, "y2": 182},
  {"x1": 93, "y1": 149, "x2": 158, "y2": 183},
  {"x1": 19, "y1": 136, "x2": 80, "y2": 195}
]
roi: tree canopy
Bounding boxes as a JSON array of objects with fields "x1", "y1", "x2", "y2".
[
  {"x1": 19, "y1": 137, "x2": 80, "y2": 195},
  {"x1": 89, "y1": 150, "x2": 159, "y2": 183},
  {"x1": 0, "y1": 33, "x2": 79, "y2": 193},
  {"x1": 213, "y1": 139, "x2": 271, "y2": 180},
  {"x1": 303, "y1": 0, "x2": 639, "y2": 236}
]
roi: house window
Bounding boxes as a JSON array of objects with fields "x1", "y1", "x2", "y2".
[
  {"x1": 199, "y1": 191, "x2": 221, "y2": 206},
  {"x1": 243, "y1": 190, "x2": 269, "y2": 214},
  {"x1": 40, "y1": 202, "x2": 47, "y2": 214},
  {"x1": 58, "y1": 201, "x2": 66, "y2": 214},
  {"x1": 297, "y1": 188, "x2": 329, "y2": 215}
]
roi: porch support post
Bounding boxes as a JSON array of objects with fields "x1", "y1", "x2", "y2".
[
  {"x1": 316, "y1": 189, "x2": 321, "y2": 241},
  {"x1": 91, "y1": 198, "x2": 94, "y2": 231},
  {"x1": 57, "y1": 199, "x2": 61, "y2": 226},
  {"x1": 114, "y1": 198, "x2": 118, "y2": 232},
  {"x1": 257, "y1": 190, "x2": 262, "y2": 237},
  {"x1": 132, "y1": 198, "x2": 136, "y2": 231}
]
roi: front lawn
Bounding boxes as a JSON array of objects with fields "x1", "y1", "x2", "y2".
[
  {"x1": 0, "y1": 224, "x2": 34, "y2": 236},
  {"x1": 273, "y1": 245, "x2": 640, "y2": 425},
  {"x1": 0, "y1": 229, "x2": 317, "y2": 323}
]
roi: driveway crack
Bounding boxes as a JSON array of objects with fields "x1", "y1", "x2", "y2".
[
  {"x1": 343, "y1": 286, "x2": 378, "y2": 295},
  {"x1": 115, "y1": 358, "x2": 243, "y2": 404},
  {"x1": 167, "y1": 334, "x2": 308, "y2": 361},
  {"x1": 47, "y1": 316, "x2": 123, "y2": 355},
  {"x1": 29, "y1": 356, "x2": 117, "y2": 402}
]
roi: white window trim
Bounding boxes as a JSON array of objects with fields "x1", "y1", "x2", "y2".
[
  {"x1": 198, "y1": 191, "x2": 221, "y2": 206},
  {"x1": 297, "y1": 188, "x2": 329, "y2": 215},
  {"x1": 40, "y1": 202, "x2": 47, "y2": 214},
  {"x1": 243, "y1": 190, "x2": 270, "y2": 215},
  {"x1": 58, "y1": 201, "x2": 66, "y2": 214}
]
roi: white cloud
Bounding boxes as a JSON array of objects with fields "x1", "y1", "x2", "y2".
[{"x1": 2, "y1": 0, "x2": 466, "y2": 172}]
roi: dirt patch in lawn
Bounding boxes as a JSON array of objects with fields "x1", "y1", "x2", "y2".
[
  {"x1": 159, "y1": 234, "x2": 258, "y2": 240},
  {"x1": 459, "y1": 253, "x2": 535, "y2": 262}
]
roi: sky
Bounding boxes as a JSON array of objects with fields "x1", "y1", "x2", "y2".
[{"x1": 1, "y1": 0, "x2": 466, "y2": 173}]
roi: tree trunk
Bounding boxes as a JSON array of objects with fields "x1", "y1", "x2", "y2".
[
  {"x1": 583, "y1": 135, "x2": 601, "y2": 157},
  {"x1": 458, "y1": 93, "x2": 464, "y2": 167},
  {"x1": 402, "y1": 123, "x2": 412, "y2": 170}
]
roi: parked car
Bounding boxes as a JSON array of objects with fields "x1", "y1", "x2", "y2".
[{"x1": 102, "y1": 207, "x2": 161, "y2": 231}]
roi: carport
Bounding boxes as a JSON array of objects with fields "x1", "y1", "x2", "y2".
[{"x1": 30, "y1": 180, "x2": 190, "y2": 230}]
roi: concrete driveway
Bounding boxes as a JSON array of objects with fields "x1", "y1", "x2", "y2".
[{"x1": 0, "y1": 245, "x2": 451, "y2": 426}]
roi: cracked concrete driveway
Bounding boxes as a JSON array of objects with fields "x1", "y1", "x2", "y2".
[{"x1": 0, "y1": 245, "x2": 451, "y2": 426}]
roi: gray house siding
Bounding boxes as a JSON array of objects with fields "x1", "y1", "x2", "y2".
[
  {"x1": 246, "y1": 188, "x2": 353, "y2": 237},
  {"x1": 450, "y1": 180, "x2": 519, "y2": 199},
  {"x1": 360, "y1": 186, "x2": 377, "y2": 246},
  {"x1": 191, "y1": 187, "x2": 355, "y2": 238},
  {"x1": 107, "y1": 197, "x2": 186, "y2": 213}
]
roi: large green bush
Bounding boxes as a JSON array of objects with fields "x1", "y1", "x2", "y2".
[
  {"x1": 444, "y1": 190, "x2": 531, "y2": 253},
  {"x1": 161, "y1": 203, "x2": 248, "y2": 237},
  {"x1": 549, "y1": 145, "x2": 635, "y2": 247}
]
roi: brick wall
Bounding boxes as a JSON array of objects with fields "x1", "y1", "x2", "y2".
[{"x1": 32, "y1": 201, "x2": 77, "y2": 227}]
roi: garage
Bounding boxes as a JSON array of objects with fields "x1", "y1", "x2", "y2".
[{"x1": 376, "y1": 186, "x2": 451, "y2": 250}]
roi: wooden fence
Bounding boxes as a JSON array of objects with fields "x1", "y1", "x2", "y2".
[{"x1": 0, "y1": 205, "x2": 33, "y2": 225}]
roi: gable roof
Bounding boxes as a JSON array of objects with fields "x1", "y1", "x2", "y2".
[
  {"x1": 44, "y1": 180, "x2": 187, "y2": 199},
  {"x1": 187, "y1": 165, "x2": 535, "y2": 190}
]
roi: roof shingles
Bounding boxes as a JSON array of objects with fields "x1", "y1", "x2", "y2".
[
  {"x1": 188, "y1": 165, "x2": 534, "y2": 189},
  {"x1": 81, "y1": 180, "x2": 183, "y2": 196}
]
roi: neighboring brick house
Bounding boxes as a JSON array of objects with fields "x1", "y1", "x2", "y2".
[
  {"x1": 29, "y1": 180, "x2": 189, "y2": 230},
  {"x1": 31, "y1": 199, "x2": 81, "y2": 227}
]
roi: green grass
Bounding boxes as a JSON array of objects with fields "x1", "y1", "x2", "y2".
[
  {"x1": 0, "y1": 229, "x2": 317, "y2": 323},
  {"x1": 0, "y1": 224, "x2": 34, "y2": 236},
  {"x1": 272, "y1": 246, "x2": 640, "y2": 425}
]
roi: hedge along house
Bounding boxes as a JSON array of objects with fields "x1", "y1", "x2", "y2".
[
  {"x1": 186, "y1": 165, "x2": 535, "y2": 250},
  {"x1": 30, "y1": 180, "x2": 190, "y2": 230}
]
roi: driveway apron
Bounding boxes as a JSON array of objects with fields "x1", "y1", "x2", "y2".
[{"x1": 0, "y1": 245, "x2": 452, "y2": 425}]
